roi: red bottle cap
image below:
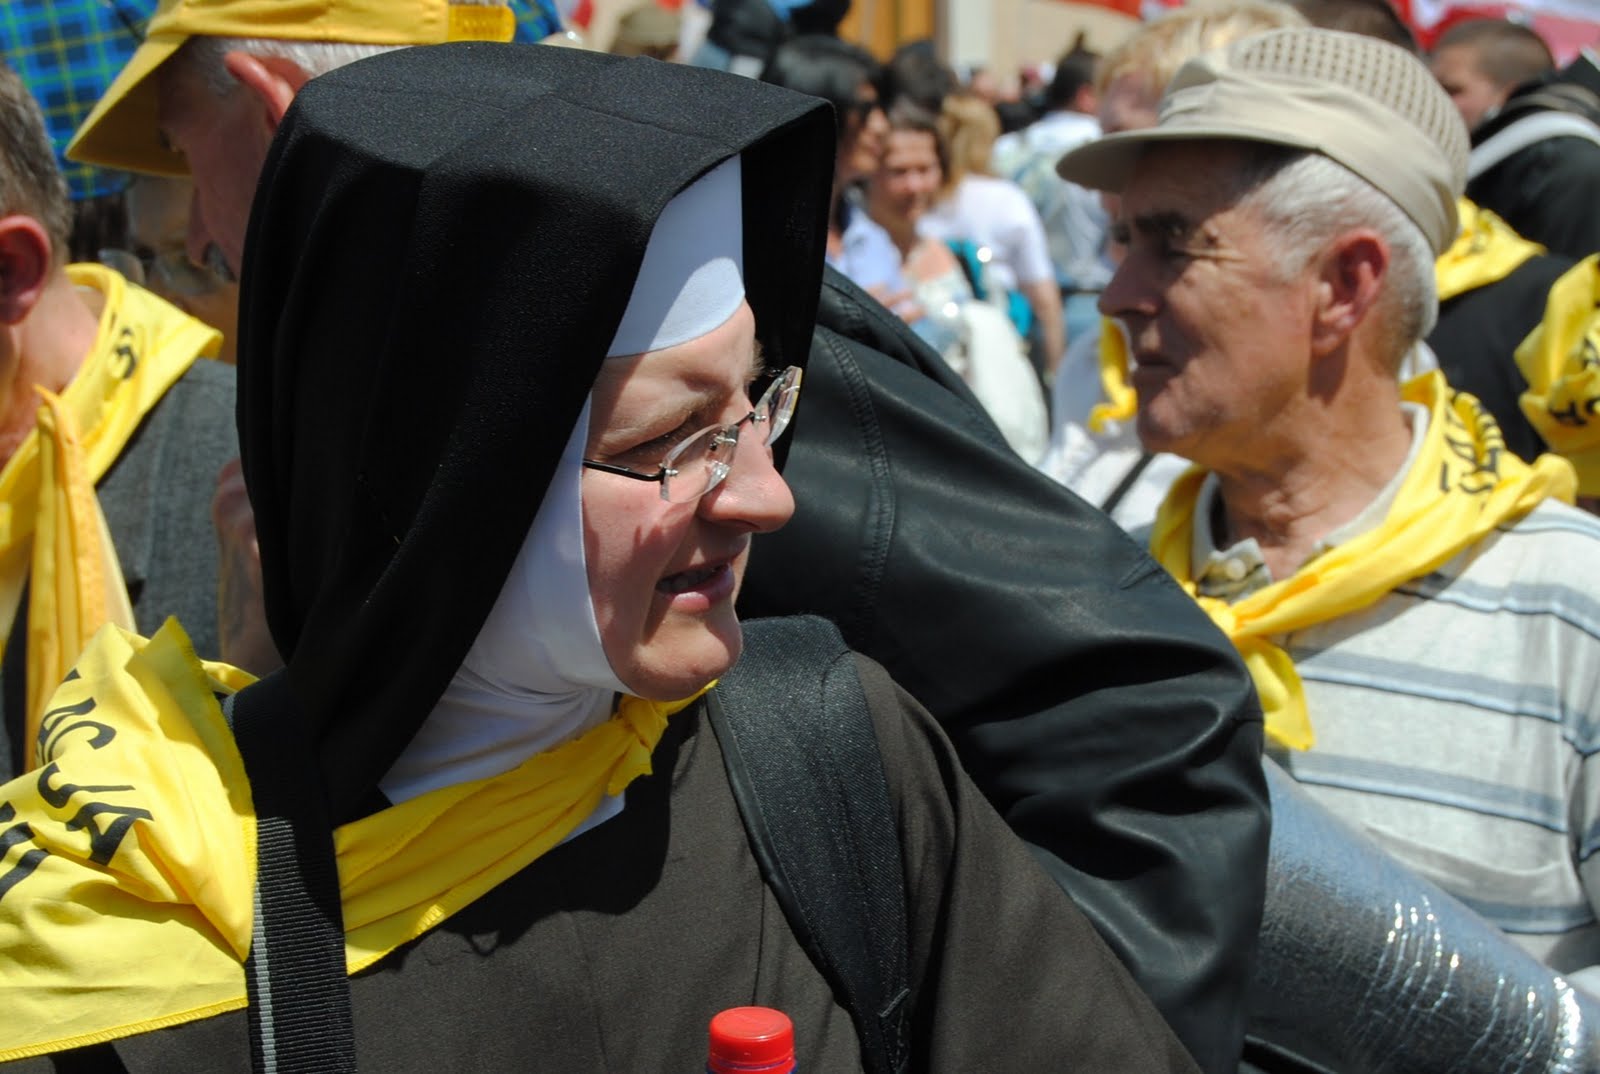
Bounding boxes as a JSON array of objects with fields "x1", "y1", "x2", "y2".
[{"x1": 707, "y1": 1006, "x2": 795, "y2": 1072}]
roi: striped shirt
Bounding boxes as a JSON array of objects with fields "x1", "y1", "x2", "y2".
[{"x1": 1187, "y1": 424, "x2": 1600, "y2": 981}]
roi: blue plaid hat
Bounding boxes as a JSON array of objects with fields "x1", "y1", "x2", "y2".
[{"x1": 0, "y1": 0, "x2": 155, "y2": 200}]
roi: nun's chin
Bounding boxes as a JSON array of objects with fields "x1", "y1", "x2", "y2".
[{"x1": 611, "y1": 604, "x2": 745, "y2": 701}]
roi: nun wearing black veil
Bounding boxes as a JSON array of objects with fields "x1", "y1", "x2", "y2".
[{"x1": 0, "y1": 44, "x2": 1196, "y2": 1073}]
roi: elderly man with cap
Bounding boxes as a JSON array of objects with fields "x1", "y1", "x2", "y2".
[
  {"x1": 1059, "y1": 25, "x2": 1600, "y2": 990},
  {"x1": 65, "y1": 2, "x2": 1275, "y2": 1069}
]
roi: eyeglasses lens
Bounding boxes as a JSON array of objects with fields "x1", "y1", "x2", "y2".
[{"x1": 656, "y1": 366, "x2": 802, "y2": 503}]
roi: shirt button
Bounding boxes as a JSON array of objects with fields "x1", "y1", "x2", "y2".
[{"x1": 1223, "y1": 558, "x2": 1249, "y2": 582}]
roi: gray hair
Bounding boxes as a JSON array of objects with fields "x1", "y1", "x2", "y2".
[
  {"x1": 1233, "y1": 145, "x2": 1437, "y2": 365},
  {"x1": 174, "y1": 0, "x2": 508, "y2": 96}
]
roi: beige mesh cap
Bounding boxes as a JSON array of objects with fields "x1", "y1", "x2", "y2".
[{"x1": 1057, "y1": 27, "x2": 1469, "y2": 255}]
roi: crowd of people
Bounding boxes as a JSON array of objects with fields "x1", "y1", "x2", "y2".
[{"x1": 0, "y1": 0, "x2": 1597, "y2": 1070}]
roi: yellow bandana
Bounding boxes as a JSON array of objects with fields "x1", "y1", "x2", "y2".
[
  {"x1": 1514, "y1": 255, "x2": 1600, "y2": 497},
  {"x1": 1435, "y1": 198, "x2": 1544, "y2": 303},
  {"x1": 0, "y1": 264, "x2": 218, "y2": 768},
  {"x1": 1148, "y1": 372, "x2": 1574, "y2": 751},
  {"x1": 1087, "y1": 316, "x2": 1136, "y2": 434},
  {"x1": 1088, "y1": 199, "x2": 1542, "y2": 433},
  {"x1": 0, "y1": 620, "x2": 703, "y2": 1061}
]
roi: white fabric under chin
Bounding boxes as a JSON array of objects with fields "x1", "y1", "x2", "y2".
[{"x1": 379, "y1": 401, "x2": 628, "y2": 809}]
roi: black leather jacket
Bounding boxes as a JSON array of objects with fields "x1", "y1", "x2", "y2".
[{"x1": 742, "y1": 267, "x2": 1270, "y2": 1074}]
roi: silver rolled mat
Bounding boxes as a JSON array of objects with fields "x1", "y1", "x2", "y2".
[{"x1": 1246, "y1": 759, "x2": 1600, "y2": 1073}]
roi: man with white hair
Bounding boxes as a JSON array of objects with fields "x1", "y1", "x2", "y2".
[{"x1": 1060, "y1": 26, "x2": 1600, "y2": 990}]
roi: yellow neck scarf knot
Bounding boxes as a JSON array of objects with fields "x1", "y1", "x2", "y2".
[{"x1": 1149, "y1": 371, "x2": 1574, "y2": 750}]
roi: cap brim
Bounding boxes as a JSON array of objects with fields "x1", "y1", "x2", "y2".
[
  {"x1": 67, "y1": 33, "x2": 191, "y2": 177},
  {"x1": 1056, "y1": 122, "x2": 1321, "y2": 192}
]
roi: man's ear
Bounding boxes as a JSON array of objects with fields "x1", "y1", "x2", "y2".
[
  {"x1": 0, "y1": 216, "x2": 54, "y2": 326},
  {"x1": 1310, "y1": 229, "x2": 1388, "y2": 359},
  {"x1": 223, "y1": 51, "x2": 312, "y2": 128}
]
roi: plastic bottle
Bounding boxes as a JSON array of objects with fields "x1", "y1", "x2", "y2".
[{"x1": 705, "y1": 1006, "x2": 796, "y2": 1073}]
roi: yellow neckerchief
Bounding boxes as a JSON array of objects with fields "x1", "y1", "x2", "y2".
[
  {"x1": 1515, "y1": 255, "x2": 1600, "y2": 497},
  {"x1": 1087, "y1": 199, "x2": 1541, "y2": 431},
  {"x1": 1087, "y1": 316, "x2": 1135, "y2": 434},
  {"x1": 0, "y1": 264, "x2": 218, "y2": 768},
  {"x1": 0, "y1": 619, "x2": 706, "y2": 1061},
  {"x1": 1435, "y1": 197, "x2": 1544, "y2": 302},
  {"x1": 1148, "y1": 371, "x2": 1574, "y2": 751}
]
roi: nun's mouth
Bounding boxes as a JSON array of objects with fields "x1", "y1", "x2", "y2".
[{"x1": 657, "y1": 564, "x2": 728, "y2": 595}]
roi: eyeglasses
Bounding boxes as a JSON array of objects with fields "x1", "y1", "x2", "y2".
[
  {"x1": 582, "y1": 365, "x2": 802, "y2": 503},
  {"x1": 98, "y1": 244, "x2": 234, "y2": 297}
]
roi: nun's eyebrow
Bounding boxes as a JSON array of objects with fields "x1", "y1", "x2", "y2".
[{"x1": 749, "y1": 339, "x2": 766, "y2": 381}]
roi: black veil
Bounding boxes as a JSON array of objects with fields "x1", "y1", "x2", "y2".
[{"x1": 236, "y1": 43, "x2": 833, "y2": 822}]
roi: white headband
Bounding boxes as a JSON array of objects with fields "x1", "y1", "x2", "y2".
[{"x1": 607, "y1": 155, "x2": 745, "y2": 357}]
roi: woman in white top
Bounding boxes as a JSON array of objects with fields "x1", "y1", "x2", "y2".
[{"x1": 918, "y1": 92, "x2": 1064, "y2": 376}]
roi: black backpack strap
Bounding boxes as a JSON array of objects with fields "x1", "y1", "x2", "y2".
[
  {"x1": 226, "y1": 671, "x2": 356, "y2": 1074},
  {"x1": 706, "y1": 615, "x2": 910, "y2": 1074},
  {"x1": 1099, "y1": 451, "x2": 1156, "y2": 518}
]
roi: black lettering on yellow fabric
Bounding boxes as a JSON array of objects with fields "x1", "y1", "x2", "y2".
[
  {"x1": 36, "y1": 762, "x2": 133, "y2": 809},
  {"x1": 64, "y1": 801, "x2": 154, "y2": 866},
  {"x1": 1551, "y1": 399, "x2": 1589, "y2": 427},
  {"x1": 37, "y1": 696, "x2": 112, "y2": 762},
  {"x1": 1440, "y1": 398, "x2": 1505, "y2": 494},
  {"x1": 0, "y1": 802, "x2": 48, "y2": 902},
  {"x1": 34, "y1": 764, "x2": 151, "y2": 867},
  {"x1": 111, "y1": 326, "x2": 138, "y2": 379}
]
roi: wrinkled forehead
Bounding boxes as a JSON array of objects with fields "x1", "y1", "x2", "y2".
[{"x1": 1119, "y1": 139, "x2": 1261, "y2": 214}]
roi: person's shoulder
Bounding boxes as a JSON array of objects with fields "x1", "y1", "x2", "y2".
[
  {"x1": 145, "y1": 355, "x2": 237, "y2": 431},
  {"x1": 1502, "y1": 496, "x2": 1600, "y2": 543},
  {"x1": 1464, "y1": 497, "x2": 1600, "y2": 592},
  {"x1": 172, "y1": 354, "x2": 237, "y2": 391},
  {"x1": 1028, "y1": 110, "x2": 1101, "y2": 150}
]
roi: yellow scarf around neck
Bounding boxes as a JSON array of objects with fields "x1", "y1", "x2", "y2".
[
  {"x1": 1435, "y1": 198, "x2": 1544, "y2": 303},
  {"x1": 0, "y1": 619, "x2": 703, "y2": 1061},
  {"x1": 1088, "y1": 199, "x2": 1541, "y2": 433},
  {"x1": 1514, "y1": 255, "x2": 1600, "y2": 496},
  {"x1": 0, "y1": 264, "x2": 217, "y2": 767},
  {"x1": 1087, "y1": 316, "x2": 1135, "y2": 434},
  {"x1": 1148, "y1": 372, "x2": 1574, "y2": 750}
]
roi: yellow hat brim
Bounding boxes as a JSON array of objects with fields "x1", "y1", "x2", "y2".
[{"x1": 67, "y1": 33, "x2": 190, "y2": 177}]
